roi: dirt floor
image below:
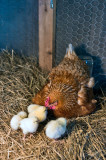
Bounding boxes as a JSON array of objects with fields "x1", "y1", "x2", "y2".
[{"x1": 0, "y1": 50, "x2": 106, "y2": 160}]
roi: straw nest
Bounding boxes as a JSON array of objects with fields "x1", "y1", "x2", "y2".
[{"x1": 0, "y1": 50, "x2": 105, "y2": 160}]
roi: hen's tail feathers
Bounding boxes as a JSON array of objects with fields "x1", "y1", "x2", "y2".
[
  {"x1": 65, "y1": 43, "x2": 76, "y2": 58},
  {"x1": 87, "y1": 77, "x2": 95, "y2": 88}
]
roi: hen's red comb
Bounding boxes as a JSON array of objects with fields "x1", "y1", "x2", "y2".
[{"x1": 45, "y1": 97, "x2": 50, "y2": 107}]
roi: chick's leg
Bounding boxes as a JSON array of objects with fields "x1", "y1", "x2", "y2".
[
  {"x1": 29, "y1": 133, "x2": 35, "y2": 139},
  {"x1": 23, "y1": 134, "x2": 26, "y2": 142}
]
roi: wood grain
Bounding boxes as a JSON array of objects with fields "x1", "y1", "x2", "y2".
[{"x1": 39, "y1": 0, "x2": 56, "y2": 71}]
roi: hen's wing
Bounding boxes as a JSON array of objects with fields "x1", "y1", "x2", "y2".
[{"x1": 49, "y1": 50, "x2": 90, "y2": 86}]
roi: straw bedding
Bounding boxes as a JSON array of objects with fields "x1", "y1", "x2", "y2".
[{"x1": 0, "y1": 50, "x2": 105, "y2": 160}]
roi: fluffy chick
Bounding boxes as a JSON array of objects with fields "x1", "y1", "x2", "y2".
[
  {"x1": 19, "y1": 117, "x2": 39, "y2": 140},
  {"x1": 45, "y1": 117, "x2": 67, "y2": 139},
  {"x1": 17, "y1": 111, "x2": 27, "y2": 118},
  {"x1": 28, "y1": 106, "x2": 47, "y2": 122},
  {"x1": 10, "y1": 111, "x2": 27, "y2": 130},
  {"x1": 27, "y1": 104, "x2": 40, "y2": 113}
]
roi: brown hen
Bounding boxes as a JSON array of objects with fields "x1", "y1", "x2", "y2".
[{"x1": 32, "y1": 46, "x2": 96, "y2": 118}]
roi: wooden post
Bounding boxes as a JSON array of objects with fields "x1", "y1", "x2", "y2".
[{"x1": 39, "y1": 0, "x2": 56, "y2": 71}]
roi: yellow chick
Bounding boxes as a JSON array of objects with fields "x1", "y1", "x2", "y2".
[
  {"x1": 10, "y1": 111, "x2": 27, "y2": 130},
  {"x1": 45, "y1": 117, "x2": 67, "y2": 139},
  {"x1": 27, "y1": 104, "x2": 40, "y2": 113},
  {"x1": 19, "y1": 117, "x2": 39, "y2": 140},
  {"x1": 28, "y1": 106, "x2": 47, "y2": 122}
]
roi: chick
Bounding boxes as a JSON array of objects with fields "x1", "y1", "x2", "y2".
[
  {"x1": 17, "y1": 111, "x2": 27, "y2": 118},
  {"x1": 10, "y1": 111, "x2": 27, "y2": 130},
  {"x1": 45, "y1": 117, "x2": 67, "y2": 139},
  {"x1": 27, "y1": 104, "x2": 40, "y2": 113},
  {"x1": 28, "y1": 106, "x2": 47, "y2": 122},
  {"x1": 19, "y1": 117, "x2": 39, "y2": 140}
]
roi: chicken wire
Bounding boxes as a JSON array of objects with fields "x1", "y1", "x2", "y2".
[{"x1": 55, "y1": 0, "x2": 106, "y2": 88}]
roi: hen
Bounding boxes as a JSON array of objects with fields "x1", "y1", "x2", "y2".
[{"x1": 32, "y1": 44, "x2": 96, "y2": 118}]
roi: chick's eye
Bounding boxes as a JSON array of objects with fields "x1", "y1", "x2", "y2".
[{"x1": 33, "y1": 120, "x2": 37, "y2": 122}]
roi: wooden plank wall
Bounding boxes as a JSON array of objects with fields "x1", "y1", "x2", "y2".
[{"x1": 39, "y1": 0, "x2": 56, "y2": 71}]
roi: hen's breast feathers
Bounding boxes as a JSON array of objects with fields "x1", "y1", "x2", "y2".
[{"x1": 33, "y1": 73, "x2": 81, "y2": 117}]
